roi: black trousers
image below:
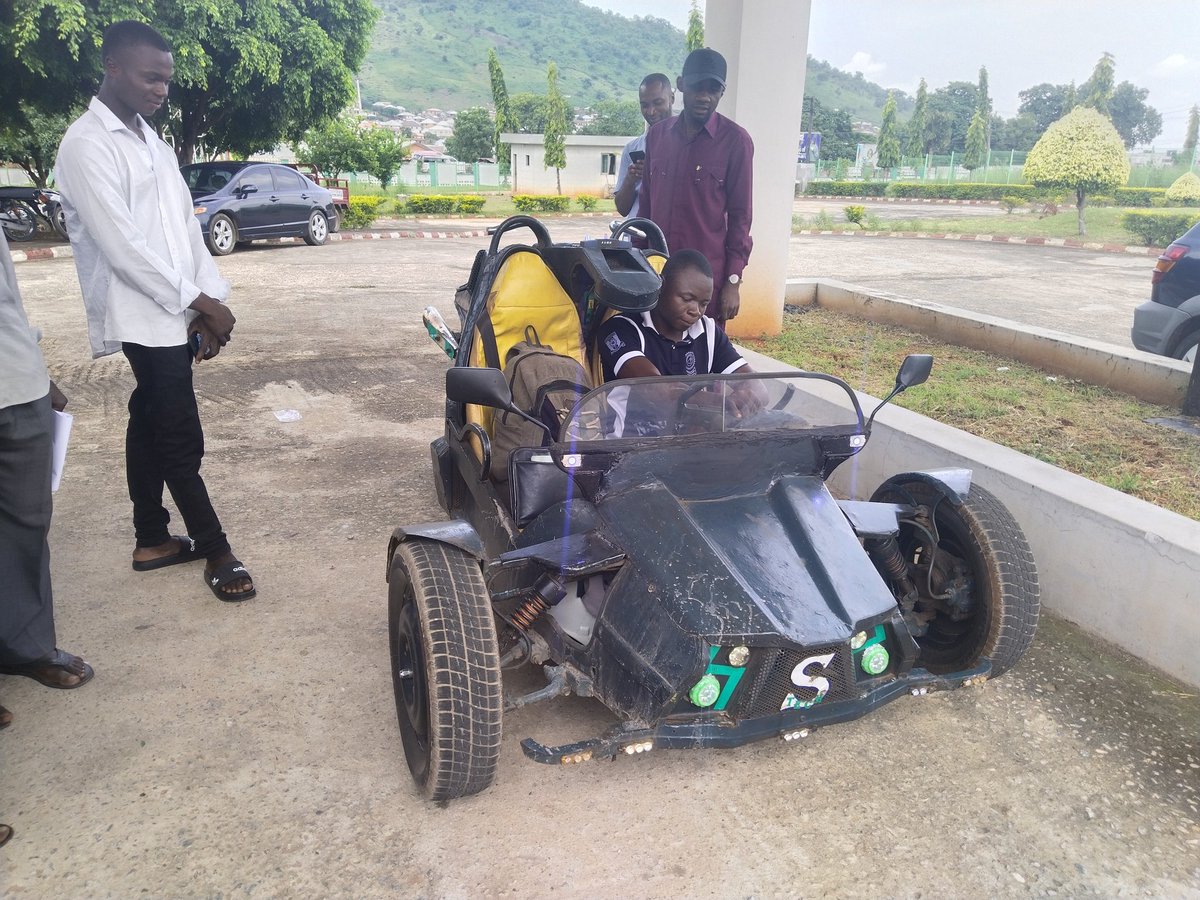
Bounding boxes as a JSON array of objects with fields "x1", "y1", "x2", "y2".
[
  {"x1": 0, "y1": 394, "x2": 57, "y2": 665},
  {"x1": 122, "y1": 343, "x2": 229, "y2": 559}
]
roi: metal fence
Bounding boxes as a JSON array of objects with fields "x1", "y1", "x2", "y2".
[{"x1": 811, "y1": 148, "x2": 1199, "y2": 187}]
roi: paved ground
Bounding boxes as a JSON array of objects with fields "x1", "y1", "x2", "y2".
[{"x1": 2, "y1": 234, "x2": 1198, "y2": 897}]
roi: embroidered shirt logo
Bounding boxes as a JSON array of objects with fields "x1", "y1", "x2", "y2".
[
  {"x1": 684, "y1": 351, "x2": 697, "y2": 375},
  {"x1": 605, "y1": 332, "x2": 625, "y2": 353}
]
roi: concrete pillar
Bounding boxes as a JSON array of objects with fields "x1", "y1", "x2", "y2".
[{"x1": 705, "y1": 0, "x2": 811, "y2": 337}]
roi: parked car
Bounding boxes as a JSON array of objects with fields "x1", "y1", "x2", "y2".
[
  {"x1": 180, "y1": 161, "x2": 339, "y2": 256},
  {"x1": 1131, "y1": 220, "x2": 1200, "y2": 363}
]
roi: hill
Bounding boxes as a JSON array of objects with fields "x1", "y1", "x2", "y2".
[
  {"x1": 361, "y1": 0, "x2": 905, "y2": 125},
  {"x1": 361, "y1": 0, "x2": 686, "y2": 110}
]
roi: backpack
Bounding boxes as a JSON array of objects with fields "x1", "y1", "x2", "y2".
[{"x1": 491, "y1": 326, "x2": 591, "y2": 483}]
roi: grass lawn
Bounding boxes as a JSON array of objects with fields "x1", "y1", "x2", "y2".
[
  {"x1": 794, "y1": 205, "x2": 1199, "y2": 246},
  {"x1": 743, "y1": 307, "x2": 1200, "y2": 520}
]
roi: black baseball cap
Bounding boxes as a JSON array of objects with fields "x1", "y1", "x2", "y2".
[{"x1": 681, "y1": 47, "x2": 727, "y2": 89}]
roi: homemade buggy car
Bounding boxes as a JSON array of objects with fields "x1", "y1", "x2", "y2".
[{"x1": 387, "y1": 216, "x2": 1040, "y2": 801}]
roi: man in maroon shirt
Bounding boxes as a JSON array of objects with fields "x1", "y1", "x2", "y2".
[{"x1": 639, "y1": 47, "x2": 754, "y2": 327}]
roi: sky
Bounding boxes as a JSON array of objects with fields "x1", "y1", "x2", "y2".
[{"x1": 583, "y1": 0, "x2": 1200, "y2": 146}]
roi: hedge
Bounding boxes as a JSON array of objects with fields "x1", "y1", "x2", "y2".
[
  {"x1": 340, "y1": 196, "x2": 384, "y2": 230},
  {"x1": 1113, "y1": 187, "x2": 1167, "y2": 208},
  {"x1": 455, "y1": 195, "x2": 486, "y2": 213},
  {"x1": 1120, "y1": 211, "x2": 1200, "y2": 247},
  {"x1": 884, "y1": 183, "x2": 1044, "y2": 201},
  {"x1": 405, "y1": 195, "x2": 456, "y2": 214},
  {"x1": 802, "y1": 181, "x2": 888, "y2": 197},
  {"x1": 512, "y1": 194, "x2": 572, "y2": 212},
  {"x1": 575, "y1": 194, "x2": 599, "y2": 211}
]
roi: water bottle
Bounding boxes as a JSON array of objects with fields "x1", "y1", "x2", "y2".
[{"x1": 422, "y1": 305, "x2": 458, "y2": 360}]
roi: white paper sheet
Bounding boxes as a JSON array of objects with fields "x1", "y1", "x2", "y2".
[{"x1": 51, "y1": 409, "x2": 73, "y2": 493}]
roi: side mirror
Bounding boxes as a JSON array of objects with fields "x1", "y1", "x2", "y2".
[
  {"x1": 865, "y1": 354, "x2": 934, "y2": 434},
  {"x1": 446, "y1": 366, "x2": 515, "y2": 411},
  {"x1": 237, "y1": 183, "x2": 259, "y2": 197},
  {"x1": 895, "y1": 354, "x2": 933, "y2": 392}
]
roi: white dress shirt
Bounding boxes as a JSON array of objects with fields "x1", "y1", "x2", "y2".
[
  {"x1": 614, "y1": 133, "x2": 646, "y2": 219},
  {"x1": 0, "y1": 232, "x2": 50, "y2": 410},
  {"x1": 55, "y1": 97, "x2": 230, "y2": 359}
]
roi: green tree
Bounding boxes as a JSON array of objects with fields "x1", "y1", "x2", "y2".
[
  {"x1": 509, "y1": 93, "x2": 549, "y2": 134},
  {"x1": 357, "y1": 127, "x2": 408, "y2": 190},
  {"x1": 1183, "y1": 105, "x2": 1199, "y2": 159},
  {"x1": 1108, "y1": 81, "x2": 1162, "y2": 148},
  {"x1": 1018, "y1": 83, "x2": 1074, "y2": 134},
  {"x1": 976, "y1": 66, "x2": 991, "y2": 146},
  {"x1": 3, "y1": 0, "x2": 378, "y2": 165},
  {"x1": 488, "y1": 49, "x2": 514, "y2": 175},
  {"x1": 962, "y1": 109, "x2": 988, "y2": 171},
  {"x1": 447, "y1": 107, "x2": 495, "y2": 161},
  {"x1": 803, "y1": 98, "x2": 857, "y2": 161},
  {"x1": 577, "y1": 101, "x2": 643, "y2": 136},
  {"x1": 686, "y1": 1, "x2": 705, "y2": 52},
  {"x1": 1023, "y1": 107, "x2": 1130, "y2": 235},
  {"x1": 543, "y1": 62, "x2": 568, "y2": 194},
  {"x1": 926, "y1": 81, "x2": 979, "y2": 153},
  {"x1": 1080, "y1": 52, "x2": 1116, "y2": 116},
  {"x1": 0, "y1": 104, "x2": 78, "y2": 187},
  {"x1": 297, "y1": 115, "x2": 361, "y2": 178},
  {"x1": 989, "y1": 112, "x2": 1041, "y2": 152},
  {"x1": 905, "y1": 78, "x2": 928, "y2": 157},
  {"x1": 876, "y1": 92, "x2": 901, "y2": 168}
]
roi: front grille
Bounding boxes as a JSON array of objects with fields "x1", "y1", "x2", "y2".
[{"x1": 736, "y1": 644, "x2": 858, "y2": 719}]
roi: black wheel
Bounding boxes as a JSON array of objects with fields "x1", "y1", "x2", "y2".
[
  {"x1": 48, "y1": 201, "x2": 68, "y2": 239},
  {"x1": 388, "y1": 538, "x2": 502, "y2": 800},
  {"x1": 206, "y1": 213, "x2": 237, "y2": 255},
  {"x1": 1172, "y1": 329, "x2": 1200, "y2": 365},
  {"x1": 871, "y1": 480, "x2": 1039, "y2": 678},
  {"x1": 303, "y1": 209, "x2": 329, "y2": 246},
  {"x1": 1, "y1": 203, "x2": 37, "y2": 241}
]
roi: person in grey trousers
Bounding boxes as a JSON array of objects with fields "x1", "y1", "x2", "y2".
[{"x1": 0, "y1": 231, "x2": 94, "y2": 757}]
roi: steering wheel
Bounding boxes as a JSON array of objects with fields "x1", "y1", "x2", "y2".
[{"x1": 665, "y1": 383, "x2": 725, "y2": 435}]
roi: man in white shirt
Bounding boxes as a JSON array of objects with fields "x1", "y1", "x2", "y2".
[
  {"x1": 612, "y1": 74, "x2": 675, "y2": 219},
  {"x1": 0, "y1": 232, "x2": 94, "y2": 717},
  {"x1": 55, "y1": 20, "x2": 255, "y2": 602}
]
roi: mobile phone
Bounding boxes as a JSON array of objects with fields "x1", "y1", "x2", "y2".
[{"x1": 629, "y1": 150, "x2": 645, "y2": 163}]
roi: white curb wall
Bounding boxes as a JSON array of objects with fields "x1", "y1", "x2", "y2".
[{"x1": 784, "y1": 277, "x2": 1192, "y2": 408}]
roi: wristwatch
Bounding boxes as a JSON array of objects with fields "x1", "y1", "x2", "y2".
[{"x1": 727, "y1": 273, "x2": 741, "y2": 285}]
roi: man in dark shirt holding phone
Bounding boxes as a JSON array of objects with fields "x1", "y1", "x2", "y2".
[{"x1": 613, "y1": 73, "x2": 675, "y2": 218}]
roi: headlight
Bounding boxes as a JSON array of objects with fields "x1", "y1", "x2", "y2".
[{"x1": 193, "y1": 206, "x2": 207, "y2": 215}]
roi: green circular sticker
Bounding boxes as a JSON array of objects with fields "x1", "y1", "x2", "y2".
[
  {"x1": 861, "y1": 644, "x2": 890, "y2": 676},
  {"x1": 689, "y1": 674, "x2": 721, "y2": 708}
]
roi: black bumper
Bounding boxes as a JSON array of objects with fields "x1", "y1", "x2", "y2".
[{"x1": 521, "y1": 662, "x2": 991, "y2": 765}]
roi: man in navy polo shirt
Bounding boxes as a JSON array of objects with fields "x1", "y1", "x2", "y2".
[
  {"x1": 598, "y1": 250, "x2": 758, "y2": 436},
  {"x1": 599, "y1": 250, "x2": 747, "y2": 382}
]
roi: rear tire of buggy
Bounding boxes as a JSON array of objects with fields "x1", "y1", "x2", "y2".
[
  {"x1": 388, "y1": 538, "x2": 502, "y2": 801},
  {"x1": 870, "y1": 480, "x2": 1039, "y2": 679}
]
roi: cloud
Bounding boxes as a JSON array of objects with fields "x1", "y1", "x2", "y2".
[
  {"x1": 841, "y1": 51, "x2": 886, "y2": 77},
  {"x1": 1152, "y1": 53, "x2": 1200, "y2": 77}
]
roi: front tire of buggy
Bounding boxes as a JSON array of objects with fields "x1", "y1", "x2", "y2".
[
  {"x1": 870, "y1": 480, "x2": 1039, "y2": 678},
  {"x1": 388, "y1": 538, "x2": 502, "y2": 800}
]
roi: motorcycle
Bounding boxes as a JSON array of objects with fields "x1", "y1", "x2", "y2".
[{"x1": 0, "y1": 187, "x2": 68, "y2": 242}]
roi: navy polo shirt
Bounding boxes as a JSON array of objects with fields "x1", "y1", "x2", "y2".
[{"x1": 598, "y1": 311, "x2": 746, "y2": 382}]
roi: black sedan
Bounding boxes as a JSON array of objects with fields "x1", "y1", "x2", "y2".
[
  {"x1": 181, "y1": 161, "x2": 339, "y2": 256},
  {"x1": 1131, "y1": 219, "x2": 1200, "y2": 363}
]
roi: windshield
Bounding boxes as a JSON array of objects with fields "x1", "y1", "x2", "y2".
[{"x1": 560, "y1": 372, "x2": 864, "y2": 443}]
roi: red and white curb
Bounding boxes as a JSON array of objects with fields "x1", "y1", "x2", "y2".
[
  {"x1": 13, "y1": 226, "x2": 1165, "y2": 263},
  {"x1": 802, "y1": 196, "x2": 1003, "y2": 206},
  {"x1": 792, "y1": 228, "x2": 1162, "y2": 256}
]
